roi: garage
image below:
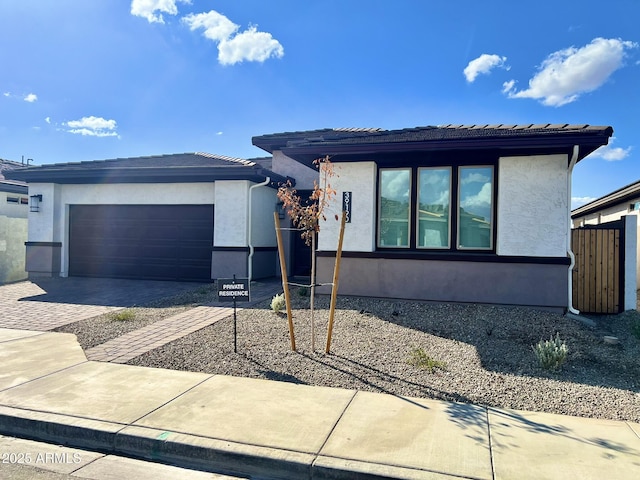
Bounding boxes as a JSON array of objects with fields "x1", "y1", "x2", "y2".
[{"x1": 69, "y1": 205, "x2": 214, "y2": 282}]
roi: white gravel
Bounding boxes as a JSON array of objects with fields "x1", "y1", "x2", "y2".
[{"x1": 126, "y1": 293, "x2": 640, "y2": 423}]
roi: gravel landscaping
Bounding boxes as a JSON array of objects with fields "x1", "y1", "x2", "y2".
[{"x1": 108, "y1": 288, "x2": 640, "y2": 423}]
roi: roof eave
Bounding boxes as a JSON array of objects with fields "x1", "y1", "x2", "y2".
[
  {"x1": 5, "y1": 166, "x2": 291, "y2": 188},
  {"x1": 279, "y1": 134, "x2": 611, "y2": 164}
]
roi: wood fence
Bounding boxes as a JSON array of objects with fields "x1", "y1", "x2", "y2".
[{"x1": 571, "y1": 221, "x2": 624, "y2": 314}]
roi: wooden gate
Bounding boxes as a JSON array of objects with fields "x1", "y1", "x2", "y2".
[{"x1": 571, "y1": 220, "x2": 625, "y2": 314}]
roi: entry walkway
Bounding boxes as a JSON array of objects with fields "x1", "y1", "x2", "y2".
[
  {"x1": 85, "y1": 306, "x2": 236, "y2": 363},
  {"x1": 1, "y1": 329, "x2": 639, "y2": 479},
  {"x1": 86, "y1": 278, "x2": 282, "y2": 363}
]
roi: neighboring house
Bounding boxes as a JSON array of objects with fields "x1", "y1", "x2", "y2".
[
  {"x1": 571, "y1": 179, "x2": 640, "y2": 292},
  {"x1": 253, "y1": 124, "x2": 613, "y2": 312},
  {"x1": 5, "y1": 153, "x2": 318, "y2": 282},
  {"x1": 0, "y1": 159, "x2": 29, "y2": 284}
]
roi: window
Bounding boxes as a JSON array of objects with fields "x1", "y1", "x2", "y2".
[
  {"x1": 6, "y1": 196, "x2": 18, "y2": 203},
  {"x1": 417, "y1": 167, "x2": 451, "y2": 248},
  {"x1": 20, "y1": 197, "x2": 28, "y2": 204},
  {"x1": 378, "y1": 165, "x2": 495, "y2": 251},
  {"x1": 629, "y1": 202, "x2": 640, "y2": 212},
  {"x1": 458, "y1": 166, "x2": 493, "y2": 249},
  {"x1": 378, "y1": 169, "x2": 411, "y2": 247}
]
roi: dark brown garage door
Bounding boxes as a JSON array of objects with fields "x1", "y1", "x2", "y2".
[{"x1": 69, "y1": 205, "x2": 213, "y2": 282}]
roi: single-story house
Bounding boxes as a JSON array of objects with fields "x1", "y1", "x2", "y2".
[
  {"x1": 571, "y1": 178, "x2": 640, "y2": 292},
  {"x1": 5, "y1": 152, "x2": 317, "y2": 282},
  {"x1": 253, "y1": 124, "x2": 613, "y2": 312},
  {"x1": 0, "y1": 159, "x2": 29, "y2": 284}
]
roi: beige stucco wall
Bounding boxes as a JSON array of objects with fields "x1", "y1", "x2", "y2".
[
  {"x1": 0, "y1": 191, "x2": 29, "y2": 218},
  {"x1": 497, "y1": 154, "x2": 569, "y2": 257},
  {"x1": 0, "y1": 214, "x2": 27, "y2": 283},
  {"x1": 214, "y1": 180, "x2": 248, "y2": 247},
  {"x1": 270, "y1": 151, "x2": 318, "y2": 190},
  {"x1": 318, "y1": 162, "x2": 377, "y2": 252},
  {"x1": 248, "y1": 184, "x2": 277, "y2": 247}
]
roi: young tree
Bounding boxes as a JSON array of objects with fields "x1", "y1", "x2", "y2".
[{"x1": 277, "y1": 155, "x2": 336, "y2": 350}]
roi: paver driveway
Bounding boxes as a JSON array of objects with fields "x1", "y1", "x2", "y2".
[{"x1": 0, "y1": 277, "x2": 206, "y2": 331}]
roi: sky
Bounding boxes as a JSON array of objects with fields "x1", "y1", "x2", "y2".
[{"x1": 0, "y1": 0, "x2": 638, "y2": 209}]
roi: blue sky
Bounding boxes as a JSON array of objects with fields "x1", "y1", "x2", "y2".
[{"x1": 1, "y1": 1, "x2": 638, "y2": 209}]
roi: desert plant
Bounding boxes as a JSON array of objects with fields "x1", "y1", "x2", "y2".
[
  {"x1": 407, "y1": 347, "x2": 447, "y2": 373},
  {"x1": 270, "y1": 293, "x2": 286, "y2": 314},
  {"x1": 532, "y1": 333, "x2": 568, "y2": 370},
  {"x1": 110, "y1": 309, "x2": 136, "y2": 321}
]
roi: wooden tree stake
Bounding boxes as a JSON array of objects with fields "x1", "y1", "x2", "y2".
[
  {"x1": 325, "y1": 210, "x2": 347, "y2": 353},
  {"x1": 274, "y1": 211, "x2": 296, "y2": 351}
]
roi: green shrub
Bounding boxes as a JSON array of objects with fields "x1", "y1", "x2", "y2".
[
  {"x1": 270, "y1": 293, "x2": 286, "y2": 313},
  {"x1": 110, "y1": 309, "x2": 136, "y2": 321},
  {"x1": 532, "y1": 333, "x2": 568, "y2": 370},
  {"x1": 407, "y1": 347, "x2": 446, "y2": 373}
]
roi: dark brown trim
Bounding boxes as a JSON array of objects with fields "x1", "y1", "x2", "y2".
[
  {"x1": 25, "y1": 242, "x2": 62, "y2": 247},
  {"x1": 211, "y1": 246, "x2": 277, "y2": 252},
  {"x1": 6, "y1": 166, "x2": 292, "y2": 188},
  {"x1": 0, "y1": 183, "x2": 28, "y2": 195},
  {"x1": 316, "y1": 250, "x2": 570, "y2": 265}
]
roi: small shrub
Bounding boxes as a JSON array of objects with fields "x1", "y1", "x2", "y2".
[
  {"x1": 297, "y1": 286, "x2": 309, "y2": 297},
  {"x1": 407, "y1": 347, "x2": 446, "y2": 373},
  {"x1": 532, "y1": 333, "x2": 568, "y2": 370},
  {"x1": 110, "y1": 309, "x2": 136, "y2": 321},
  {"x1": 631, "y1": 316, "x2": 640, "y2": 340},
  {"x1": 270, "y1": 293, "x2": 286, "y2": 313}
]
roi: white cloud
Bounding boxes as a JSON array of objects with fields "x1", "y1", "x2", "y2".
[
  {"x1": 588, "y1": 143, "x2": 633, "y2": 161},
  {"x1": 183, "y1": 11, "x2": 238, "y2": 42},
  {"x1": 218, "y1": 26, "x2": 284, "y2": 65},
  {"x1": 45, "y1": 117, "x2": 51, "y2": 124},
  {"x1": 464, "y1": 54, "x2": 508, "y2": 83},
  {"x1": 24, "y1": 93, "x2": 37, "y2": 102},
  {"x1": 572, "y1": 196, "x2": 597, "y2": 209},
  {"x1": 216, "y1": 131, "x2": 223, "y2": 135},
  {"x1": 2, "y1": 92, "x2": 9, "y2": 97},
  {"x1": 131, "y1": 0, "x2": 190, "y2": 24},
  {"x1": 183, "y1": 10, "x2": 283, "y2": 65},
  {"x1": 64, "y1": 116, "x2": 118, "y2": 137},
  {"x1": 501, "y1": 80, "x2": 516, "y2": 94},
  {"x1": 504, "y1": 37, "x2": 637, "y2": 106}
]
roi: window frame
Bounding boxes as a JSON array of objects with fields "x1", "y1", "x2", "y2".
[
  {"x1": 456, "y1": 165, "x2": 494, "y2": 251},
  {"x1": 416, "y1": 166, "x2": 452, "y2": 250},
  {"x1": 376, "y1": 163, "x2": 497, "y2": 253},
  {"x1": 377, "y1": 167, "x2": 412, "y2": 248}
]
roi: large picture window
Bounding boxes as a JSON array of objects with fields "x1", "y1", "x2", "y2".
[{"x1": 378, "y1": 165, "x2": 494, "y2": 251}]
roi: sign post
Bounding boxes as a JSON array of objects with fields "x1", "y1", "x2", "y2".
[{"x1": 217, "y1": 276, "x2": 250, "y2": 353}]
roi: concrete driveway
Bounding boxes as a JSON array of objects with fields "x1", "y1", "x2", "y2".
[{"x1": 0, "y1": 277, "x2": 206, "y2": 331}]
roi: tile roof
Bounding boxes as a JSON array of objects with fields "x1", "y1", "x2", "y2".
[
  {"x1": 0, "y1": 159, "x2": 28, "y2": 192},
  {"x1": 7, "y1": 152, "x2": 262, "y2": 172},
  {"x1": 253, "y1": 124, "x2": 613, "y2": 150},
  {"x1": 4, "y1": 153, "x2": 288, "y2": 187}
]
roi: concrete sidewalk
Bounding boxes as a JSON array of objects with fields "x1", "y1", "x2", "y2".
[{"x1": 1, "y1": 329, "x2": 639, "y2": 479}]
